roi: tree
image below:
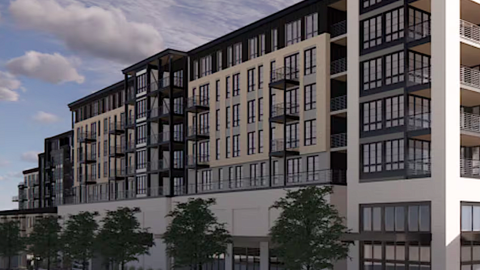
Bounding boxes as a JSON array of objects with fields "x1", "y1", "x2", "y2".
[
  {"x1": 269, "y1": 186, "x2": 351, "y2": 270},
  {"x1": 62, "y1": 211, "x2": 99, "y2": 270},
  {"x1": 163, "y1": 198, "x2": 232, "y2": 270},
  {"x1": 96, "y1": 207, "x2": 154, "y2": 270},
  {"x1": 0, "y1": 220, "x2": 26, "y2": 270},
  {"x1": 28, "y1": 216, "x2": 62, "y2": 270}
]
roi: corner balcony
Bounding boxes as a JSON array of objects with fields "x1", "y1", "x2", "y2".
[
  {"x1": 148, "y1": 159, "x2": 184, "y2": 177},
  {"x1": 78, "y1": 132, "x2": 96, "y2": 143},
  {"x1": 407, "y1": 159, "x2": 431, "y2": 178},
  {"x1": 270, "y1": 103, "x2": 300, "y2": 123},
  {"x1": 147, "y1": 131, "x2": 184, "y2": 150},
  {"x1": 186, "y1": 155, "x2": 210, "y2": 169},
  {"x1": 186, "y1": 126, "x2": 210, "y2": 141},
  {"x1": 269, "y1": 67, "x2": 299, "y2": 90},
  {"x1": 148, "y1": 76, "x2": 185, "y2": 97},
  {"x1": 109, "y1": 145, "x2": 125, "y2": 158},
  {"x1": 186, "y1": 96, "x2": 210, "y2": 113},
  {"x1": 109, "y1": 169, "x2": 126, "y2": 181},
  {"x1": 270, "y1": 139, "x2": 299, "y2": 157},
  {"x1": 148, "y1": 104, "x2": 184, "y2": 123},
  {"x1": 78, "y1": 153, "x2": 96, "y2": 164}
]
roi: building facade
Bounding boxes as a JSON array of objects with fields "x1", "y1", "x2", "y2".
[{"x1": 15, "y1": 168, "x2": 40, "y2": 210}]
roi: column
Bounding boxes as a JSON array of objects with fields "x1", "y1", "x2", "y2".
[
  {"x1": 225, "y1": 243, "x2": 234, "y2": 270},
  {"x1": 260, "y1": 241, "x2": 269, "y2": 270}
]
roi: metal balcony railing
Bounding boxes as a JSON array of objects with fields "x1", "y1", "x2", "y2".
[
  {"x1": 270, "y1": 67, "x2": 299, "y2": 83},
  {"x1": 461, "y1": 159, "x2": 480, "y2": 178},
  {"x1": 330, "y1": 20, "x2": 347, "y2": 38},
  {"x1": 157, "y1": 76, "x2": 184, "y2": 89},
  {"x1": 407, "y1": 159, "x2": 431, "y2": 177},
  {"x1": 187, "y1": 126, "x2": 210, "y2": 137},
  {"x1": 271, "y1": 139, "x2": 300, "y2": 152},
  {"x1": 110, "y1": 146, "x2": 125, "y2": 155},
  {"x1": 331, "y1": 95, "x2": 347, "y2": 112},
  {"x1": 149, "y1": 104, "x2": 184, "y2": 118},
  {"x1": 407, "y1": 113, "x2": 431, "y2": 131},
  {"x1": 149, "y1": 131, "x2": 183, "y2": 144},
  {"x1": 460, "y1": 19, "x2": 480, "y2": 45},
  {"x1": 12, "y1": 196, "x2": 18, "y2": 202},
  {"x1": 109, "y1": 169, "x2": 126, "y2": 178},
  {"x1": 408, "y1": 66, "x2": 431, "y2": 86},
  {"x1": 187, "y1": 155, "x2": 210, "y2": 167},
  {"x1": 331, "y1": 133, "x2": 347, "y2": 148},
  {"x1": 78, "y1": 131, "x2": 96, "y2": 142},
  {"x1": 331, "y1": 58, "x2": 347, "y2": 75},
  {"x1": 461, "y1": 65, "x2": 480, "y2": 89},
  {"x1": 461, "y1": 112, "x2": 480, "y2": 133},
  {"x1": 78, "y1": 153, "x2": 96, "y2": 162},
  {"x1": 271, "y1": 103, "x2": 300, "y2": 118},
  {"x1": 126, "y1": 141, "x2": 135, "y2": 152},
  {"x1": 407, "y1": 20, "x2": 431, "y2": 41},
  {"x1": 64, "y1": 186, "x2": 165, "y2": 205},
  {"x1": 187, "y1": 95, "x2": 209, "y2": 108},
  {"x1": 109, "y1": 121, "x2": 125, "y2": 131}
]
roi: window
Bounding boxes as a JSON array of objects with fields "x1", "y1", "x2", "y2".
[
  {"x1": 200, "y1": 55, "x2": 212, "y2": 77},
  {"x1": 103, "y1": 140, "x2": 108, "y2": 156},
  {"x1": 305, "y1": 47, "x2": 317, "y2": 75},
  {"x1": 216, "y1": 109, "x2": 220, "y2": 131},
  {"x1": 286, "y1": 123, "x2": 299, "y2": 149},
  {"x1": 409, "y1": 96, "x2": 431, "y2": 130},
  {"x1": 193, "y1": 60, "x2": 199, "y2": 80},
  {"x1": 307, "y1": 155, "x2": 319, "y2": 182},
  {"x1": 363, "y1": 142, "x2": 382, "y2": 173},
  {"x1": 271, "y1": 28, "x2": 278, "y2": 51},
  {"x1": 136, "y1": 125, "x2": 147, "y2": 144},
  {"x1": 136, "y1": 150, "x2": 146, "y2": 169},
  {"x1": 258, "y1": 65, "x2": 264, "y2": 89},
  {"x1": 385, "y1": 8, "x2": 405, "y2": 42},
  {"x1": 258, "y1": 130, "x2": 264, "y2": 153},
  {"x1": 385, "y1": 139, "x2": 405, "y2": 171},
  {"x1": 362, "y1": 15, "x2": 382, "y2": 50},
  {"x1": 287, "y1": 158, "x2": 301, "y2": 183},
  {"x1": 200, "y1": 170, "x2": 212, "y2": 191},
  {"x1": 248, "y1": 132, "x2": 255, "y2": 155},
  {"x1": 226, "y1": 136, "x2": 231, "y2": 158},
  {"x1": 218, "y1": 168, "x2": 224, "y2": 189},
  {"x1": 362, "y1": 0, "x2": 382, "y2": 9},
  {"x1": 305, "y1": 13, "x2": 318, "y2": 39},
  {"x1": 216, "y1": 139, "x2": 220, "y2": 160},
  {"x1": 304, "y1": 84, "x2": 317, "y2": 111},
  {"x1": 305, "y1": 120, "x2": 317, "y2": 146},
  {"x1": 248, "y1": 100, "x2": 255, "y2": 124},
  {"x1": 259, "y1": 34, "x2": 266, "y2": 56},
  {"x1": 136, "y1": 99, "x2": 147, "y2": 119},
  {"x1": 136, "y1": 73, "x2": 147, "y2": 94},
  {"x1": 233, "y1": 135, "x2": 240, "y2": 157},
  {"x1": 227, "y1": 46, "x2": 233, "y2": 67},
  {"x1": 363, "y1": 100, "x2": 383, "y2": 132},
  {"x1": 234, "y1": 43, "x2": 242, "y2": 65},
  {"x1": 217, "y1": 50, "x2": 222, "y2": 71},
  {"x1": 249, "y1": 37, "x2": 258, "y2": 59},
  {"x1": 226, "y1": 106, "x2": 231, "y2": 129},
  {"x1": 385, "y1": 51, "x2": 405, "y2": 85},
  {"x1": 248, "y1": 69, "x2": 255, "y2": 92},
  {"x1": 226, "y1": 76, "x2": 231, "y2": 98},
  {"x1": 285, "y1": 53, "x2": 300, "y2": 78},
  {"x1": 385, "y1": 95, "x2": 404, "y2": 128},
  {"x1": 362, "y1": 57, "x2": 383, "y2": 91},
  {"x1": 136, "y1": 175, "x2": 147, "y2": 194},
  {"x1": 250, "y1": 164, "x2": 259, "y2": 186},
  {"x1": 286, "y1": 19, "x2": 301, "y2": 46},
  {"x1": 235, "y1": 166, "x2": 243, "y2": 188},
  {"x1": 233, "y1": 104, "x2": 240, "y2": 127},
  {"x1": 258, "y1": 98, "x2": 264, "y2": 122},
  {"x1": 233, "y1": 74, "x2": 240, "y2": 96},
  {"x1": 216, "y1": 80, "x2": 220, "y2": 101}
]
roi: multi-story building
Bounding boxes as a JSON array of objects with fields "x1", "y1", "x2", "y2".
[{"x1": 15, "y1": 168, "x2": 40, "y2": 210}]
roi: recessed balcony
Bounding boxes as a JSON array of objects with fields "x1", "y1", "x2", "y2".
[
  {"x1": 186, "y1": 126, "x2": 210, "y2": 141},
  {"x1": 147, "y1": 131, "x2": 184, "y2": 150},
  {"x1": 331, "y1": 58, "x2": 347, "y2": 80},
  {"x1": 270, "y1": 139, "x2": 299, "y2": 157},
  {"x1": 78, "y1": 132, "x2": 96, "y2": 143},
  {"x1": 270, "y1": 103, "x2": 300, "y2": 123},
  {"x1": 126, "y1": 141, "x2": 135, "y2": 153},
  {"x1": 78, "y1": 153, "x2": 96, "y2": 164},
  {"x1": 148, "y1": 159, "x2": 184, "y2": 176},
  {"x1": 109, "y1": 122, "x2": 125, "y2": 135},
  {"x1": 186, "y1": 155, "x2": 210, "y2": 169},
  {"x1": 125, "y1": 116, "x2": 135, "y2": 129},
  {"x1": 406, "y1": 159, "x2": 431, "y2": 178},
  {"x1": 331, "y1": 133, "x2": 347, "y2": 151},
  {"x1": 186, "y1": 96, "x2": 210, "y2": 113},
  {"x1": 82, "y1": 174, "x2": 97, "y2": 185},
  {"x1": 148, "y1": 105, "x2": 184, "y2": 123},
  {"x1": 269, "y1": 67, "x2": 300, "y2": 90},
  {"x1": 149, "y1": 76, "x2": 185, "y2": 97},
  {"x1": 331, "y1": 95, "x2": 347, "y2": 116},
  {"x1": 330, "y1": 20, "x2": 347, "y2": 45},
  {"x1": 109, "y1": 145, "x2": 125, "y2": 157},
  {"x1": 109, "y1": 169, "x2": 126, "y2": 181}
]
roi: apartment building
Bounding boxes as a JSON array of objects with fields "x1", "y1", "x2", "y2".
[{"x1": 15, "y1": 168, "x2": 40, "y2": 210}]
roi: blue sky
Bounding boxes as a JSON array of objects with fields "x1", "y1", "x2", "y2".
[{"x1": 0, "y1": 0, "x2": 300, "y2": 210}]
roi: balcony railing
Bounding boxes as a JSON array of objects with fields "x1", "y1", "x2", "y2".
[
  {"x1": 187, "y1": 155, "x2": 210, "y2": 167},
  {"x1": 12, "y1": 196, "x2": 18, "y2": 202},
  {"x1": 461, "y1": 159, "x2": 480, "y2": 178},
  {"x1": 78, "y1": 132, "x2": 96, "y2": 142},
  {"x1": 126, "y1": 141, "x2": 135, "y2": 152},
  {"x1": 109, "y1": 122, "x2": 125, "y2": 131},
  {"x1": 461, "y1": 112, "x2": 480, "y2": 133},
  {"x1": 331, "y1": 95, "x2": 347, "y2": 112},
  {"x1": 330, "y1": 20, "x2": 347, "y2": 38},
  {"x1": 110, "y1": 146, "x2": 125, "y2": 155},
  {"x1": 270, "y1": 67, "x2": 299, "y2": 83},
  {"x1": 331, "y1": 133, "x2": 347, "y2": 149},
  {"x1": 148, "y1": 158, "x2": 183, "y2": 171},
  {"x1": 109, "y1": 169, "x2": 126, "y2": 178},
  {"x1": 460, "y1": 65, "x2": 480, "y2": 89},
  {"x1": 408, "y1": 66, "x2": 431, "y2": 86},
  {"x1": 331, "y1": 58, "x2": 347, "y2": 75},
  {"x1": 460, "y1": 19, "x2": 480, "y2": 45},
  {"x1": 271, "y1": 103, "x2": 300, "y2": 118},
  {"x1": 78, "y1": 153, "x2": 96, "y2": 163},
  {"x1": 187, "y1": 126, "x2": 210, "y2": 137},
  {"x1": 64, "y1": 186, "x2": 165, "y2": 205},
  {"x1": 407, "y1": 20, "x2": 431, "y2": 41},
  {"x1": 407, "y1": 159, "x2": 431, "y2": 177},
  {"x1": 271, "y1": 139, "x2": 300, "y2": 152},
  {"x1": 149, "y1": 131, "x2": 184, "y2": 144},
  {"x1": 157, "y1": 76, "x2": 184, "y2": 89},
  {"x1": 149, "y1": 104, "x2": 184, "y2": 118},
  {"x1": 408, "y1": 113, "x2": 431, "y2": 131},
  {"x1": 187, "y1": 96, "x2": 209, "y2": 108}
]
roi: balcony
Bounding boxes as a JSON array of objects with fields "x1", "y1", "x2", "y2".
[
  {"x1": 148, "y1": 159, "x2": 184, "y2": 175},
  {"x1": 186, "y1": 155, "x2": 210, "y2": 169},
  {"x1": 126, "y1": 141, "x2": 135, "y2": 153},
  {"x1": 78, "y1": 153, "x2": 96, "y2": 164},
  {"x1": 109, "y1": 145, "x2": 125, "y2": 157},
  {"x1": 461, "y1": 65, "x2": 480, "y2": 91},
  {"x1": 407, "y1": 113, "x2": 431, "y2": 131},
  {"x1": 149, "y1": 76, "x2": 185, "y2": 97},
  {"x1": 270, "y1": 103, "x2": 300, "y2": 123},
  {"x1": 407, "y1": 159, "x2": 431, "y2": 178},
  {"x1": 331, "y1": 95, "x2": 347, "y2": 114},
  {"x1": 82, "y1": 174, "x2": 97, "y2": 185},
  {"x1": 460, "y1": 19, "x2": 480, "y2": 47},
  {"x1": 407, "y1": 66, "x2": 431, "y2": 90},
  {"x1": 126, "y1": 90, "x2": 136, "y2": 105},
  {"x1": 12, "y1": 196, "x2": 18, "y2": 202},
  {"x1": 78, "y1": 132, "x2": 96, "y2": 143},
  {"x1": 270, "y1": 139, "x2": 299, "y2": 157},
  {"x1": 109, "y1": 122, "x2": 125, "y2": 135},
  {"x1": 125, "y1": 116, "x2": 135, "y2": 129},
  {"x1": 331, "y1": 58, "x2": 347, "y2": 77},
  {"x1": 407, "y1": 20, "x2": 431, "y2": 44},
  {"x1": 148, "y1": 131, "x2": 184, "y2": 149},
  {"x1": 461, "y1": 159, "x2": 480, "y2": 178},
  {"x1": 186, "y1": 126, "x2": 210, "y2": 141},
  {"x1": 148, "y1": 104, "x2": 184, "y2": 123},
  {"x1": 18, "y1": 182, "x2": 25, "y2": 189},
  {"x1": 331, "y1": 133, "x2": 347, "y2": 150},
  {"x1": 460, "y1": 112, "x2": 480, "y2": 146},
  {"x1": 186, "y1": 96, "x2": 210, "y2": 113},
  {"x1": 330, "y1": 20, "x2": 346, "y2": 39},
  {"x1": 109, "y1": 169, "x2": 126, "y2": 181},
  {"x1": 269, "y1": 67, "x2": 300, "y2": 90}
]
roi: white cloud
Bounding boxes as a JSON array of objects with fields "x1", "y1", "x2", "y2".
[
  {"x1": 0, "y1": 71, "x2": 21, "y2": 102},
  {"x1": 32, "y1": 111, "x2": 60, "y2": 124},
  {"x1": 21, "y1": 151, "x2": 40, "y2": 163},
  {"x1": 6, "y1": 51, "x2": 84, "y2": 84},
  {"x1": 9, "y1": 0, "x2": 163, "y2": 64}
]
